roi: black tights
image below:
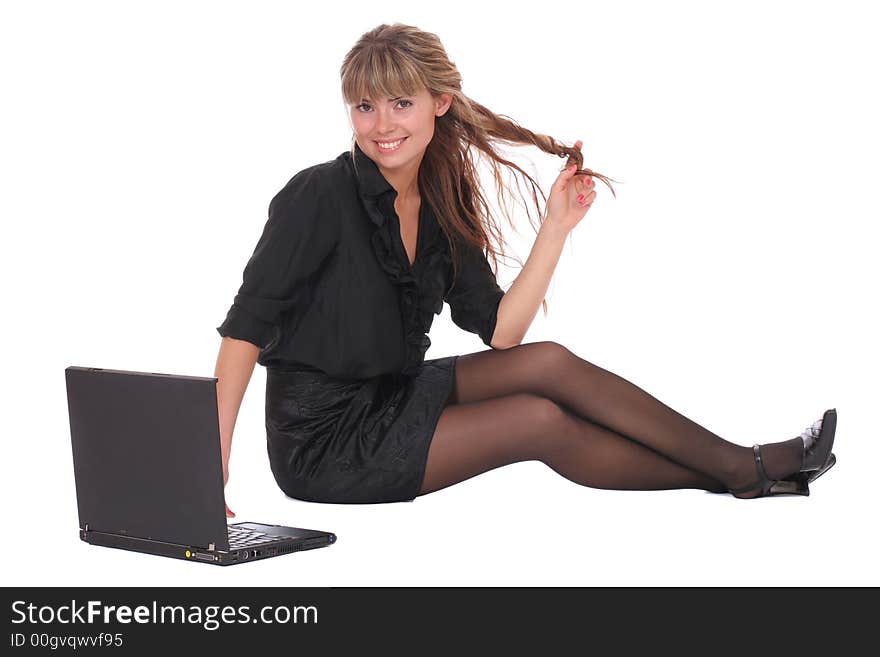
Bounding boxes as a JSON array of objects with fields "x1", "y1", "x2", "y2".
[{"x1": 418, "y1": 342, "x2": 805, "y2": 499}]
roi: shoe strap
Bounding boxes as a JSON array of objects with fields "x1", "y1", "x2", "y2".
[
  {"x1": 752, "y1": 444, "x2": 770, "y2": 482},
  {"x1": 728, "y1": 444, "x2": 771, "y2": 494}
]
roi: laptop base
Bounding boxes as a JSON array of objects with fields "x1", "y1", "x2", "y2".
[{"x1": 81, "y1": 523, "x2": 336, "y2": 566}]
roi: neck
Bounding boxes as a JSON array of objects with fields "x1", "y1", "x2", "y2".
[{"x1": 377, "y1": 156, "x2": 422, "y2": 204}]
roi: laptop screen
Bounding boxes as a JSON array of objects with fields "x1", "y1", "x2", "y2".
[{"x1": 65, "y1": 367, "x2": 229, "y2": 551}]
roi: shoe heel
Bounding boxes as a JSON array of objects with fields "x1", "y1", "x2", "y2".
[
  {"x1": 808, "y1": 452, "x2": 836, "y2": 484},
  {"x1": 769, "y1": 476, "x2": 810, "y2": 496}
]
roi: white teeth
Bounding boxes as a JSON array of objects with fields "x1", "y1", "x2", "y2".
[{"x1": 377, "y1": 139, "x2": 404, "y2": 149}]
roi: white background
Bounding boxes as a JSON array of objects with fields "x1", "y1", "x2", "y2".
[{"x1": 2, "y1": 0, "x2": 878, "y2": 586}]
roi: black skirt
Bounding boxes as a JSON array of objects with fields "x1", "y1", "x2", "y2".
[{"x1": 265, "y1": 355, "x2": 458, "y2": 504}]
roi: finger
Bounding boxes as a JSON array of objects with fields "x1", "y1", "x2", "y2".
[
  {"x1": 578, "y1": 190, "x2": 597, "y2": 206},
  {"x1": 569, "y1": 141, "x2": 583, "y2": 169},
  {"x1": 563, "y1": 139, "x2": 583, "y2": 167},
  {"x1": 556, "y1": 164, "x2": 578, "y2": 190},
  {"x1": 575, "y1": 174, "x2": 594, "y2": 188}
]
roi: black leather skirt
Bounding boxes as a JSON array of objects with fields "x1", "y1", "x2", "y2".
[{"x1": 265, "y1": 356, "x2": 458, "y2": 504}]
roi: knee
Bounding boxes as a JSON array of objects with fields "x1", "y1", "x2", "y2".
[
  {"x1": 522, "y1": 340, "x2": 574, "y2": 372},
  {"x1": 524, "y1": 340, "x2": 602, "y2": 375},
  {"x1": 516, "y1": 393, "x2": 573, "y2": 458},
  {"x1": 529, "y1": 394, "x2": 567, "y2": 425}
]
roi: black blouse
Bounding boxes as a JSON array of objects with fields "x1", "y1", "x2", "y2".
[{"x1": 216, "y1": 142, "x2": 506, "y2": 379}]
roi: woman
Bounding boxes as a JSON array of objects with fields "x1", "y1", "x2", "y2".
[{"x1": 215, "y1": 23, "x2": 837, "y2": 514}]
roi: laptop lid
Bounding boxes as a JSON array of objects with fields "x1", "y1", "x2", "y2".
[{"x1": 65, "y1": 366, "x2": 230, "y2": 552}]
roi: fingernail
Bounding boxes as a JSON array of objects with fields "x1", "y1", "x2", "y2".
[{"x1": 577, "y1": 194, "x2": 585, "y2": 202}]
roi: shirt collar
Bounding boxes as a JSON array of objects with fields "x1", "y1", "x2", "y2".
[{"x1": 351, "y1": 141, "x2": 394, "y2": 198}]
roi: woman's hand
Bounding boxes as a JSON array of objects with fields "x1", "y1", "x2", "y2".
[{"x1": 544, "y1": 139, "x2": 596, "y2": 234}]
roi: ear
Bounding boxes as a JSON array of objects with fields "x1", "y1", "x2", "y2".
[{"x1": 435, "y1": 93, "x2": 452, "y2": 117}]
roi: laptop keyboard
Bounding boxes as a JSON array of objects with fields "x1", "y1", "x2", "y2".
[{"x1": 227, "y1": 526, "x2": 281, "y2": 549}]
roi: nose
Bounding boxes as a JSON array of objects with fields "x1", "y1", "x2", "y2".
[{"x1": 376, "y1": 110, "x2": 394, "y2": 134}]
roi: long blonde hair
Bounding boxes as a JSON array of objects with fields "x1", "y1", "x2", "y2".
[{"x1": 341, "y1": 23, "x2": 618, "y2": 314}]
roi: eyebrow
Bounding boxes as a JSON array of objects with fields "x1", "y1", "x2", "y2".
[{"x1": 359, "y1": 96, "x2": 406, "y2": 102}]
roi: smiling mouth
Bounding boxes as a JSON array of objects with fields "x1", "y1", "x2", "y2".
[{"x1": 375, "y1": 137, "x2": 407, "y2": 152}]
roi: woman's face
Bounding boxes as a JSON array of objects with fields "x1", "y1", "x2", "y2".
[{"x1": 349, "y1": 86, "x2": 451, "y2": 172}]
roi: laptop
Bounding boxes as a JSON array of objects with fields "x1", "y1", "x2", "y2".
[{"x1": 65, "y1": 366, "x2": 337, "y2": 565}]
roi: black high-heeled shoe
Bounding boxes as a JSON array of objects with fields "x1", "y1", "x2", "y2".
[
  {"x1": 728, "y1": 408, "x2": 837, "y2": 498},
  {"x1": 728, "y1": 444, "x2": 811, "y2": 497},
  {"x1": 800, "y1": 409, "x2": 837, "y2": 473},
  {"x1": 808, "y1": 452, "x2": 836, "y2": 483},
  {"x1": 784, "y1": 452, "x2": 837, "y2": 487},
  {"x1": 778, "y1": 409, "x2": 838, "y2": 488}
]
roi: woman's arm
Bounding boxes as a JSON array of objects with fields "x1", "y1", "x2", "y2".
[
  {"x1": 492, "y1": 144, "x2": 597, "y2": 349},
  {"x1": 491, "y1": 220, "x2": 568, "y2": 349},
  {"x1": 213, "y1": 336, "x2": 260, "y2": 508}
]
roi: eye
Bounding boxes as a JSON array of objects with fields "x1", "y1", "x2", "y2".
[{"x1": 355, "y1": 99, "x2": 412, "y2": 112}]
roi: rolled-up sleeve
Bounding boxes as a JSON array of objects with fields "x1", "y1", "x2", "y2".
[
  {"x1": 216, "y1": 171, "x2": 336, "y2": 349},
  {"x1": 444, "y1": 241, "x2": 506, "y2": 347}
]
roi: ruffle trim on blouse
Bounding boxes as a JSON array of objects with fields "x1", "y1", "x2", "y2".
[{"x1": 362, "y1": 194, "x2": 450, "y2": 378}]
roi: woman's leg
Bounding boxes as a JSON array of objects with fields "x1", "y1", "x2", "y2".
[
  {"x1": 438, "y1": 341, "x2": 805, "y2": 498},
  {"x1": 419, "y1": 393, "x2": 728, "y2": 495}
]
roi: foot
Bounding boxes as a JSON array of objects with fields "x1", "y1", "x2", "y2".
[
  {"x1": 728, "y1": 448, "x2": 797, "y2": 499},
  {"x1": 727, "y1": 409, "x2": 836, "y2": 499},
  {"x1": 728, "y1": 438, "x2": 805, "y2": 499}
]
